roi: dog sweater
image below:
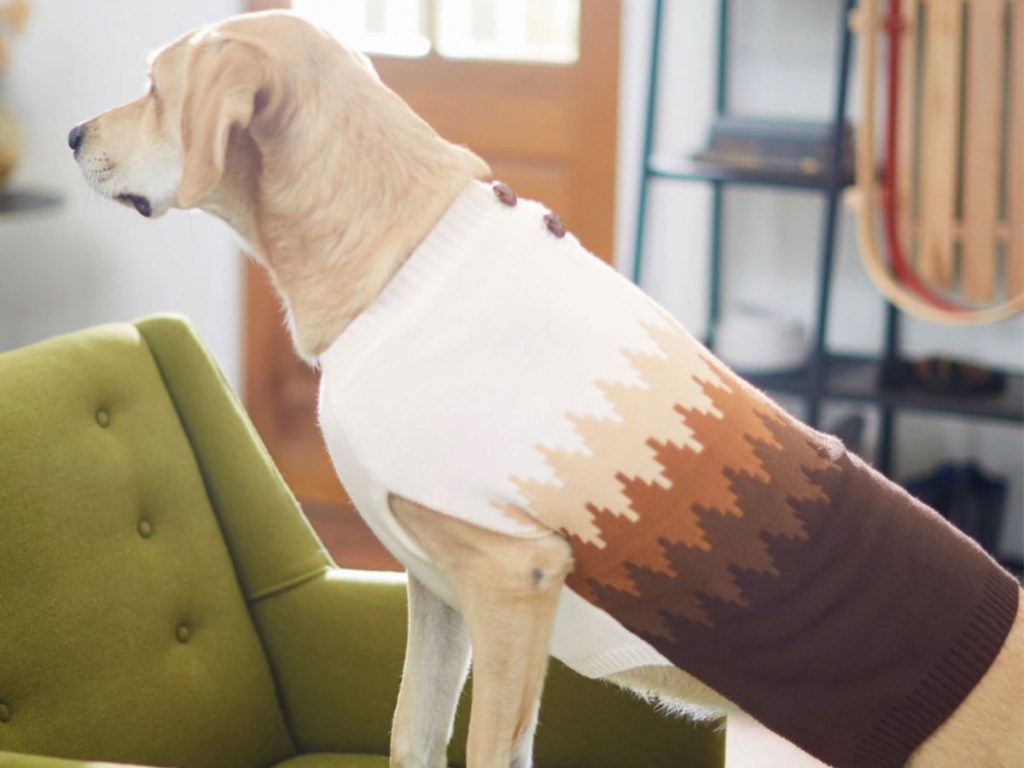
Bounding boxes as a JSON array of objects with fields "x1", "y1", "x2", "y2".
[{"x1": 318, "y1": 181, "x2": 1019, "y2": 768}]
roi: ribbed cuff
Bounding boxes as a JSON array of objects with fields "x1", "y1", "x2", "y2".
[{"x1": 851, "y1": 569, "x2": 1020, "y2": 768}]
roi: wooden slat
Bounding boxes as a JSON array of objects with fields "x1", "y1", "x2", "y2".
[
  {"x1": 897, "y1": 0, "x2": 920, "y2": 254},
  {"x1": 918, "y1": 0, "x2": 963, "y2": 289},
  {"x1": 961, "y1": 0, "x2": 1005, "y2": 301},
  {"x1": 1008, "y1": 0, "x2": 1024, "y2": 298},
  {"x1": 573, "y1": 0, "x2": 621, "y2": 257}
]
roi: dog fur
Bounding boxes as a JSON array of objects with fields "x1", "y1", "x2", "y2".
[{"x1": 71, "y1": 11, "x2": 1024, "y2": 768}]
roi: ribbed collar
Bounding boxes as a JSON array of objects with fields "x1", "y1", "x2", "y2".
[{"x1": 319, "y1": 180, "x2": 498, "y2": 380}]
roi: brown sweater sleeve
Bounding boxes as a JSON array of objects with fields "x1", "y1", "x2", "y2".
[{"x1": 566, "y1": 351, "x2": 1019, "y2": 768}]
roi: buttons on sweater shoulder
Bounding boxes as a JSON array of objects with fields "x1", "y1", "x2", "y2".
[
  {"x1": 543, "y1": 212, "x2": 566, "y2": 238},
  {"x1": 492, "y1": 181, "x2": 517, "y2": 207},
  {"x1": 491, "y1": 181, "x2": 567, "y2": 239},
  {"x1": 95, "y1": 408, "x2": 110, "y2": 427}
]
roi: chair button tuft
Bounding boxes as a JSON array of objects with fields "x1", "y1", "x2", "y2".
[
  {"x1": 176, "y1": 624, "x2": 191, "y2": 644},
  {"x1": 95, "y1": 409, "x2": 110, "y2": 428},
  {"x1": 0, "y1": 703, "x2": 10, "y2": 723},
  {"x1": 138, "y1": 519, "x2": 153, "y2": 538}
]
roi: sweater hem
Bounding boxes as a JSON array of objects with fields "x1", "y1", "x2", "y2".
[
  {"x1": 558, "y1": 644, "x2": 676, "y2": 680},
  {"x1": 849, "y1": 568, "x2": 1020, "y2": 768}
]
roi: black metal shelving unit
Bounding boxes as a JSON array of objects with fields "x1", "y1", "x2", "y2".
[{"x1": 632, "y1": 0, "x2": 1024, "y2": 481}]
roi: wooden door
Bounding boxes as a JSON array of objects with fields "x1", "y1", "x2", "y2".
[{"x1": 245, "y1": 0, "x2": 620, "y2": 566}]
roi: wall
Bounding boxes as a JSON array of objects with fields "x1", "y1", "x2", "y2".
[
  {"x1": 0, "y1": 0, "x2": 243, "y2": 387},
  {"x1": 616, "y1": 0, "x2": 1024, "y2": 559}
]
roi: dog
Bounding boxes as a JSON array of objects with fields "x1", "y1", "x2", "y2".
[{"x1": 70, "y1": 12, "x2": 1023, "y2": 768}]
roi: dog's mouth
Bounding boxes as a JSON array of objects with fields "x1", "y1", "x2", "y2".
[{"x1": 115, "y1": 193, "x2": 152, "y2": 218}]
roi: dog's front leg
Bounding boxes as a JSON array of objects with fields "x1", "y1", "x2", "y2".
[
  {"x1": 391, "y1": 574, "x2": 472, "y2": 768},
  {"x1": 508, "y1": 698, "x2": 541, "y2": 768},
  {"x1": 390, "y1": 495, "x2": 573, "y2": 768}
]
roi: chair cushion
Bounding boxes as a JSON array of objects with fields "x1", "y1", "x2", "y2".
[
  {"x1": 273, "y1": 755, "x2": 388, "y2": 768},
  {"x1": 0, "y1": 323, "x2": 294, "y2": 768}
]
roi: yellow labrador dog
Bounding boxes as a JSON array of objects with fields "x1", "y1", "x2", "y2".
[{"x1": 70, "y1": 11, "x2": 1023, "y2": 768}]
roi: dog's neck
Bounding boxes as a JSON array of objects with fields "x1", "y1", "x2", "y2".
[{"x1": 203, "y1": 73, "x2": 489, "y2": 362}]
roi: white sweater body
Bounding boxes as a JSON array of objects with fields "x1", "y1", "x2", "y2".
[{"x1": 318, "y1": 181, "x2": 675, "y2": 678}]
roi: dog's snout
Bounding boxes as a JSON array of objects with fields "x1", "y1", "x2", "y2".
[{"x1": 67, "y1": 124, "x2": 87, "y2": 153}]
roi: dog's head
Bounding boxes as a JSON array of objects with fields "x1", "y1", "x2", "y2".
[{"x1": 69, "y1": 11, "x2": 375, "y2": 219}]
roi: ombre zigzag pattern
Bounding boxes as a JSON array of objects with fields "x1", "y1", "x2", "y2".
[{"x1": 506, "y1": 320, "x2": 840, "y2": 634}]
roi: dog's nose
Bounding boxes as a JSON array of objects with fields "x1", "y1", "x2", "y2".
[{"x1": 67, "y1": 124, "x2": 86, "y2": 153}]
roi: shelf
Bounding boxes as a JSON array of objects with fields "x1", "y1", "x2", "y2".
[
  {"x1": 745, "y1": 354, "x2": 1024, "y2": 423},
  {"x1": 636, "y1": 0, "x2": 1019, "y2": 481},
  {"x1": 827, "y1": 357, "x2": 1024, "y2": 422},
  {"x1": 648, "y1": 154, "x2": 855, "y2": 192},
  {"x1": 0, "y1": 188, "x2": 63, "y2": 215}
]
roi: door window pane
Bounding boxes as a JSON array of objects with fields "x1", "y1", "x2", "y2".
[
  {"x1": 292, "y1": 0, "x2": 430, "y2": 58},
  {"x1": 294, "y1": 0, "x2": 580, "y2": 64},
  {"x1": 435, "y1": 0, "x2": 580, "y2": 63}
]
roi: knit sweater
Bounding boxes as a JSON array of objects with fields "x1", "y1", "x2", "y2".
[{"x1": 318, "y1": 181, "x2": 1019, "y2": 768}]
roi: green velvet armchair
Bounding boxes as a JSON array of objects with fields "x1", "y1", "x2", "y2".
[{"x1": 0, "y1": 315, "x2": 725, "y2": 768}]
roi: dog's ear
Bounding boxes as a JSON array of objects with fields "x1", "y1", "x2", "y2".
[{"x1": 178, "y1": 34, "x2": 271, "y2": 207}]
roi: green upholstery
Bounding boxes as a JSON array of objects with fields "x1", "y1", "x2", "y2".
[{"x1": 0, "y1": 315, "x2": 725, "y2": 768}]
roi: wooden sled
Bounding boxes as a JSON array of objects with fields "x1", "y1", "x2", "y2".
[{"x1": 849, "y1": 0, "x2": 1024, "y2": 324}]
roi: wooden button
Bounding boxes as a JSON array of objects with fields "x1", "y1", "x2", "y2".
[
  {"x1": 492, "y1": 181, "x2": 517, "y2": 207},
  {"x1": 544, "y1": 212, "x2": 566, "y2": 238}
]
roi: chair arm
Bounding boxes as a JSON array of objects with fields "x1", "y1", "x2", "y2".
[
  {"x1": 251, "y1": 568, "x2": 725, "y2": 768},
  {"x1": 0, "y1": 753, "x2": 153, "y2": 768},
  {"x1": 250, "y1": 568, "x2": 407, "y2": 758}
]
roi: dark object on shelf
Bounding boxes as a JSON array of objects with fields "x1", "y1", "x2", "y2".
[
  {"x1": 747, "y1": 354, "x2": 1022, "y2": 422},
  {"x1": 649, "y1": 153, "x2": 854, "y2": 190},
  {"x1": 879, "y1": 356, "x2": 1007, "y2": 398},
  {"x1": 691, "y1": 116, "x2": 854, "y2": 181},
  {"x1": 904, "y1": 462, "x2": 1007, "y2": 556},
  {"x1": 0, "y1": 188, "x2": 62, "y2": 215}
]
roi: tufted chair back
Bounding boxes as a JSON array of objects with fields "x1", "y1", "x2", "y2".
[{"x1": 0, "y1": 316, "x2": 332, "y2": 768}]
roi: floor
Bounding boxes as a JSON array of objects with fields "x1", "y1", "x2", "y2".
[
  {"x1": 307, "y1": 503, "x2": 829, "y2": 768},
  {"x1": 726, "y1": 714, "x2": 828, "y2": 768}
]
